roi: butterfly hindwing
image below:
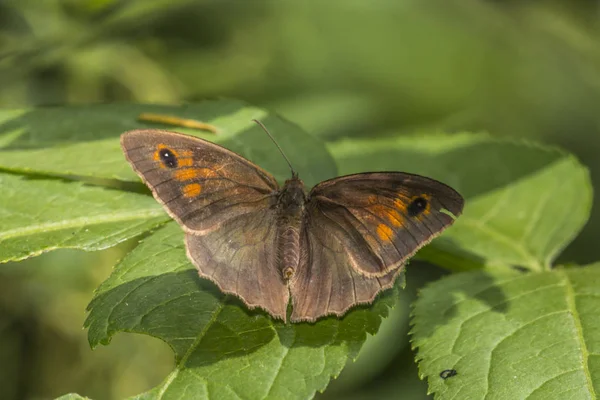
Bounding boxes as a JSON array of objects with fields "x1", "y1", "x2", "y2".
[
  {"x1": 185, "y1": 207, "x2": 289, "y2": 320},
  {"x1": 121, "y1": 129, "x2": 279, "y2": 234},
  {"x1": 290, "y1": 213, "x2": 403, "y2": 322}
]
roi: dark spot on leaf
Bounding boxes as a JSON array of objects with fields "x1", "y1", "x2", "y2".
[
  {"x1": 160, "y1": 148, "x2": 177, "y2": 168},
  {"x1": 440, "y1": 369, "x2": 457, "y2": 379},
  {"x1": 408, "y1": 197, "x2": 428, "y2": 217}
]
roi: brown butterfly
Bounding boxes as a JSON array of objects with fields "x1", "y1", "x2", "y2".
[{"x1": 121, "y1": 125, "x2": 463, "y2": 322}]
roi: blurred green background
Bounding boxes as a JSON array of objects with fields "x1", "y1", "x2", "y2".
[{"x1": 1, "y1": 0, "x2": 599, "y2": 398}]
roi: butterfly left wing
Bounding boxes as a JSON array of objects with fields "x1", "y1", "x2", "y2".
[
  {"x1": 185, "y1": 207, "x2": 289, "y2": 321},
  {"x1": 121, "y1": 129, "x2": 279, "y2": 234},
  {"x1": 290, "y1": 172, "x2": 463, "y2": 322},
  {"x1": 122, "y1": 129, "x2": 288, "y2": 320}
]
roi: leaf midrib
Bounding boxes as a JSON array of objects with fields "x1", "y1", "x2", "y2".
[
  {"x1": 562, "y1": 271, "x2": 596, "y2": 398},
  {"x1": 0, "y1": 208, "x2": 167, "y2": 240},
  {"x1": 156, "y1": 300, "x2": 226, "y2": 399},
  {"x1": 459, "y1": 216, "x2": 543, "y2": 271}
]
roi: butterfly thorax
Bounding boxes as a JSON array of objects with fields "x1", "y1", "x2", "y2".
[{"x1": 277, "y1": 177, "x2": 307, "y2": 281}]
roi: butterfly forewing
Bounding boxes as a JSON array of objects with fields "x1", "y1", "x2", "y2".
[
  {"x1": 121, "y1": 129, "x2": 279, "y2": 234},
  {"x1": 305, "y1": 173, "x2": 464, "y2": 277}
]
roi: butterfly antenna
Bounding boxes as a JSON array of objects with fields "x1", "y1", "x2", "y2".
[{"x1": 252, "y1": 119, "x2": 297, "y2": 178}]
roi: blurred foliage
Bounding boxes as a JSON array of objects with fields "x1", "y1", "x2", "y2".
[{"x1": 1, "y1": 0, "x2": 600, "y2": 399}]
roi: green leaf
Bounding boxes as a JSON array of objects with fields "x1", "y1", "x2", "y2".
[
  {"x1": 328, "y1": 133, "x2": 592, "y2": 271},
  {"x1": 86, "y1": 223, "x2": 398, "y2": 399},
  {"x1": 0, "y1": 101, "x2": 336, "y2": 187},
  {"x1": 411, "y1": 264, "x2": 600, "y2": 399},
  {"x1": 0, "y1": 172, "x2": 168, "y2": 263}
]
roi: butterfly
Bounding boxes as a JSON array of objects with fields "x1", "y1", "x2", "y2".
[{"x1": 121, "y1": 126, "x2": 464, "y2": 322}]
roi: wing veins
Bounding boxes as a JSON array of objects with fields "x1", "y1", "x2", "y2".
[
  {"x1": 352, "y1": 206, "x2": 413, "y2": 261},
  {"x1": 312, "y1": 205, "x2": 384, "y2": 267},
  {"x1": 139, "y1": 165, "x2": 274, "y2": 193},
  {"x1": 180, "y1": 195, "x2": 271, "y2": 224}
]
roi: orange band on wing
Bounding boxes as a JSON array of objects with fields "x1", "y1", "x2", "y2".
[
  {"x1": 178, "y1": 158, "x2": 193, "y2": 167},
  {"x1": 376, "y1": 224, "x2": 393, "y2": 241},
  {"x1": 371, "y1": 204, "x2": 403, "y2": 227},
  {"x1": 174, "y1": 169, "x2": 200, "y2": 181},
  {"x1": 183, "y1": 183, "x2": 202, "y2": 198}
]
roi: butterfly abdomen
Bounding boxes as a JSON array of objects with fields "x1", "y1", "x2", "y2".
[
  {"x1": 280, "y1": 223, "x2": 301, "y2": 280},
  {"x1": 277, "y1": 178, "x2": 307, "y2": 281}
]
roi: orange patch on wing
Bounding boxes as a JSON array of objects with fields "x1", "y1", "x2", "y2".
[
  {"x1": 376, "y1": 224, "x2": 393, "y2": 241},
  {"x1": 371, "y1": 204, "x2": 403, "y2": 227},
  {"x1": 174, "y1": 169, "x2": 200, "y2": 181},
  {"x1": 387, "y1": 209, "x2": 403, "y2": 226},
  {"x1": 178, "y1": 158, "x2": 194, "y2": 167},
  {"x1": 153, "y1": 144, "x2": 167, "y2": 161},
  {"x1": 393, "y1": 197, "x2": 409, "y2": 214},
  {"x1": 183, "y1": 183, "x2": 202, "y2": 198}
]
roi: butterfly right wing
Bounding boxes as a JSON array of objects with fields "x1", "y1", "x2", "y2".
[{"x1": 290, "y1": 172, "x2": 463, "y2": 322}]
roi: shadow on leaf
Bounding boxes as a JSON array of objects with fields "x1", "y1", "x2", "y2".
[
  {"x1": 87, "y1": 268, "x2": 397, "y2": 369},
  {"x1": 411, "y1": 268, "x2": 517, "y2": 342}
]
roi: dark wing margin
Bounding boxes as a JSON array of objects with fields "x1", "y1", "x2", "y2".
[
  {"x1": 304, "y1": 172, "x2": 464, "y2": 277},
  {"x1": 185, "y1": 206, "x2": 289, "y2": 321},
  {"x1": 121, "y1": 129, "x2": 279, "y2": 234}
]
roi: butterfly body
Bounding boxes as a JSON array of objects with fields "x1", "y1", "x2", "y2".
[
  {"x1": 276, "y1": 177, "x2": 306, "y2": 281},
  {"x1": 121, "y1": 129, "x2": 464, "y2": 322}
]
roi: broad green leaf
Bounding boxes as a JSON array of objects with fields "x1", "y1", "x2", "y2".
[
  {"x1": 0, "y1": 101, "x2": 336, "y2": 187},
  {"x1": 86, "y1": 223, "x2": 398, "y2": 400},
  {"x1": 0, "y1": 172, "x2": 168, "y2": 263},
  {"x1": 328, "y1": 134, "x2": 592, "y2": 271},
  {"x1": 411, "y1": 264, "x2": 600, "y2": 399}
]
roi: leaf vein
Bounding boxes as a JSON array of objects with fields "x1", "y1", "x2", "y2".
[{"x1": 562, "y1": 271, "x2": 596, "y2": 398}]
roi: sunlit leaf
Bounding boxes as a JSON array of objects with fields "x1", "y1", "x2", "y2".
[
  {"x1": 0, "y1": 173, "x2": 168, "y2": 263},
  {"x1": 411, "y1": 265, "x2": 600, "y2": 399}
]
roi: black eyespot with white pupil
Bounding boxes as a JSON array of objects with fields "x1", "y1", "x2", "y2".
[
  {"x1": 407, "y1": 196, "x2": 428, "y2": 217},
  {"x1": 159, "y1": 148, "x2": 178, "y2": 168}
]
